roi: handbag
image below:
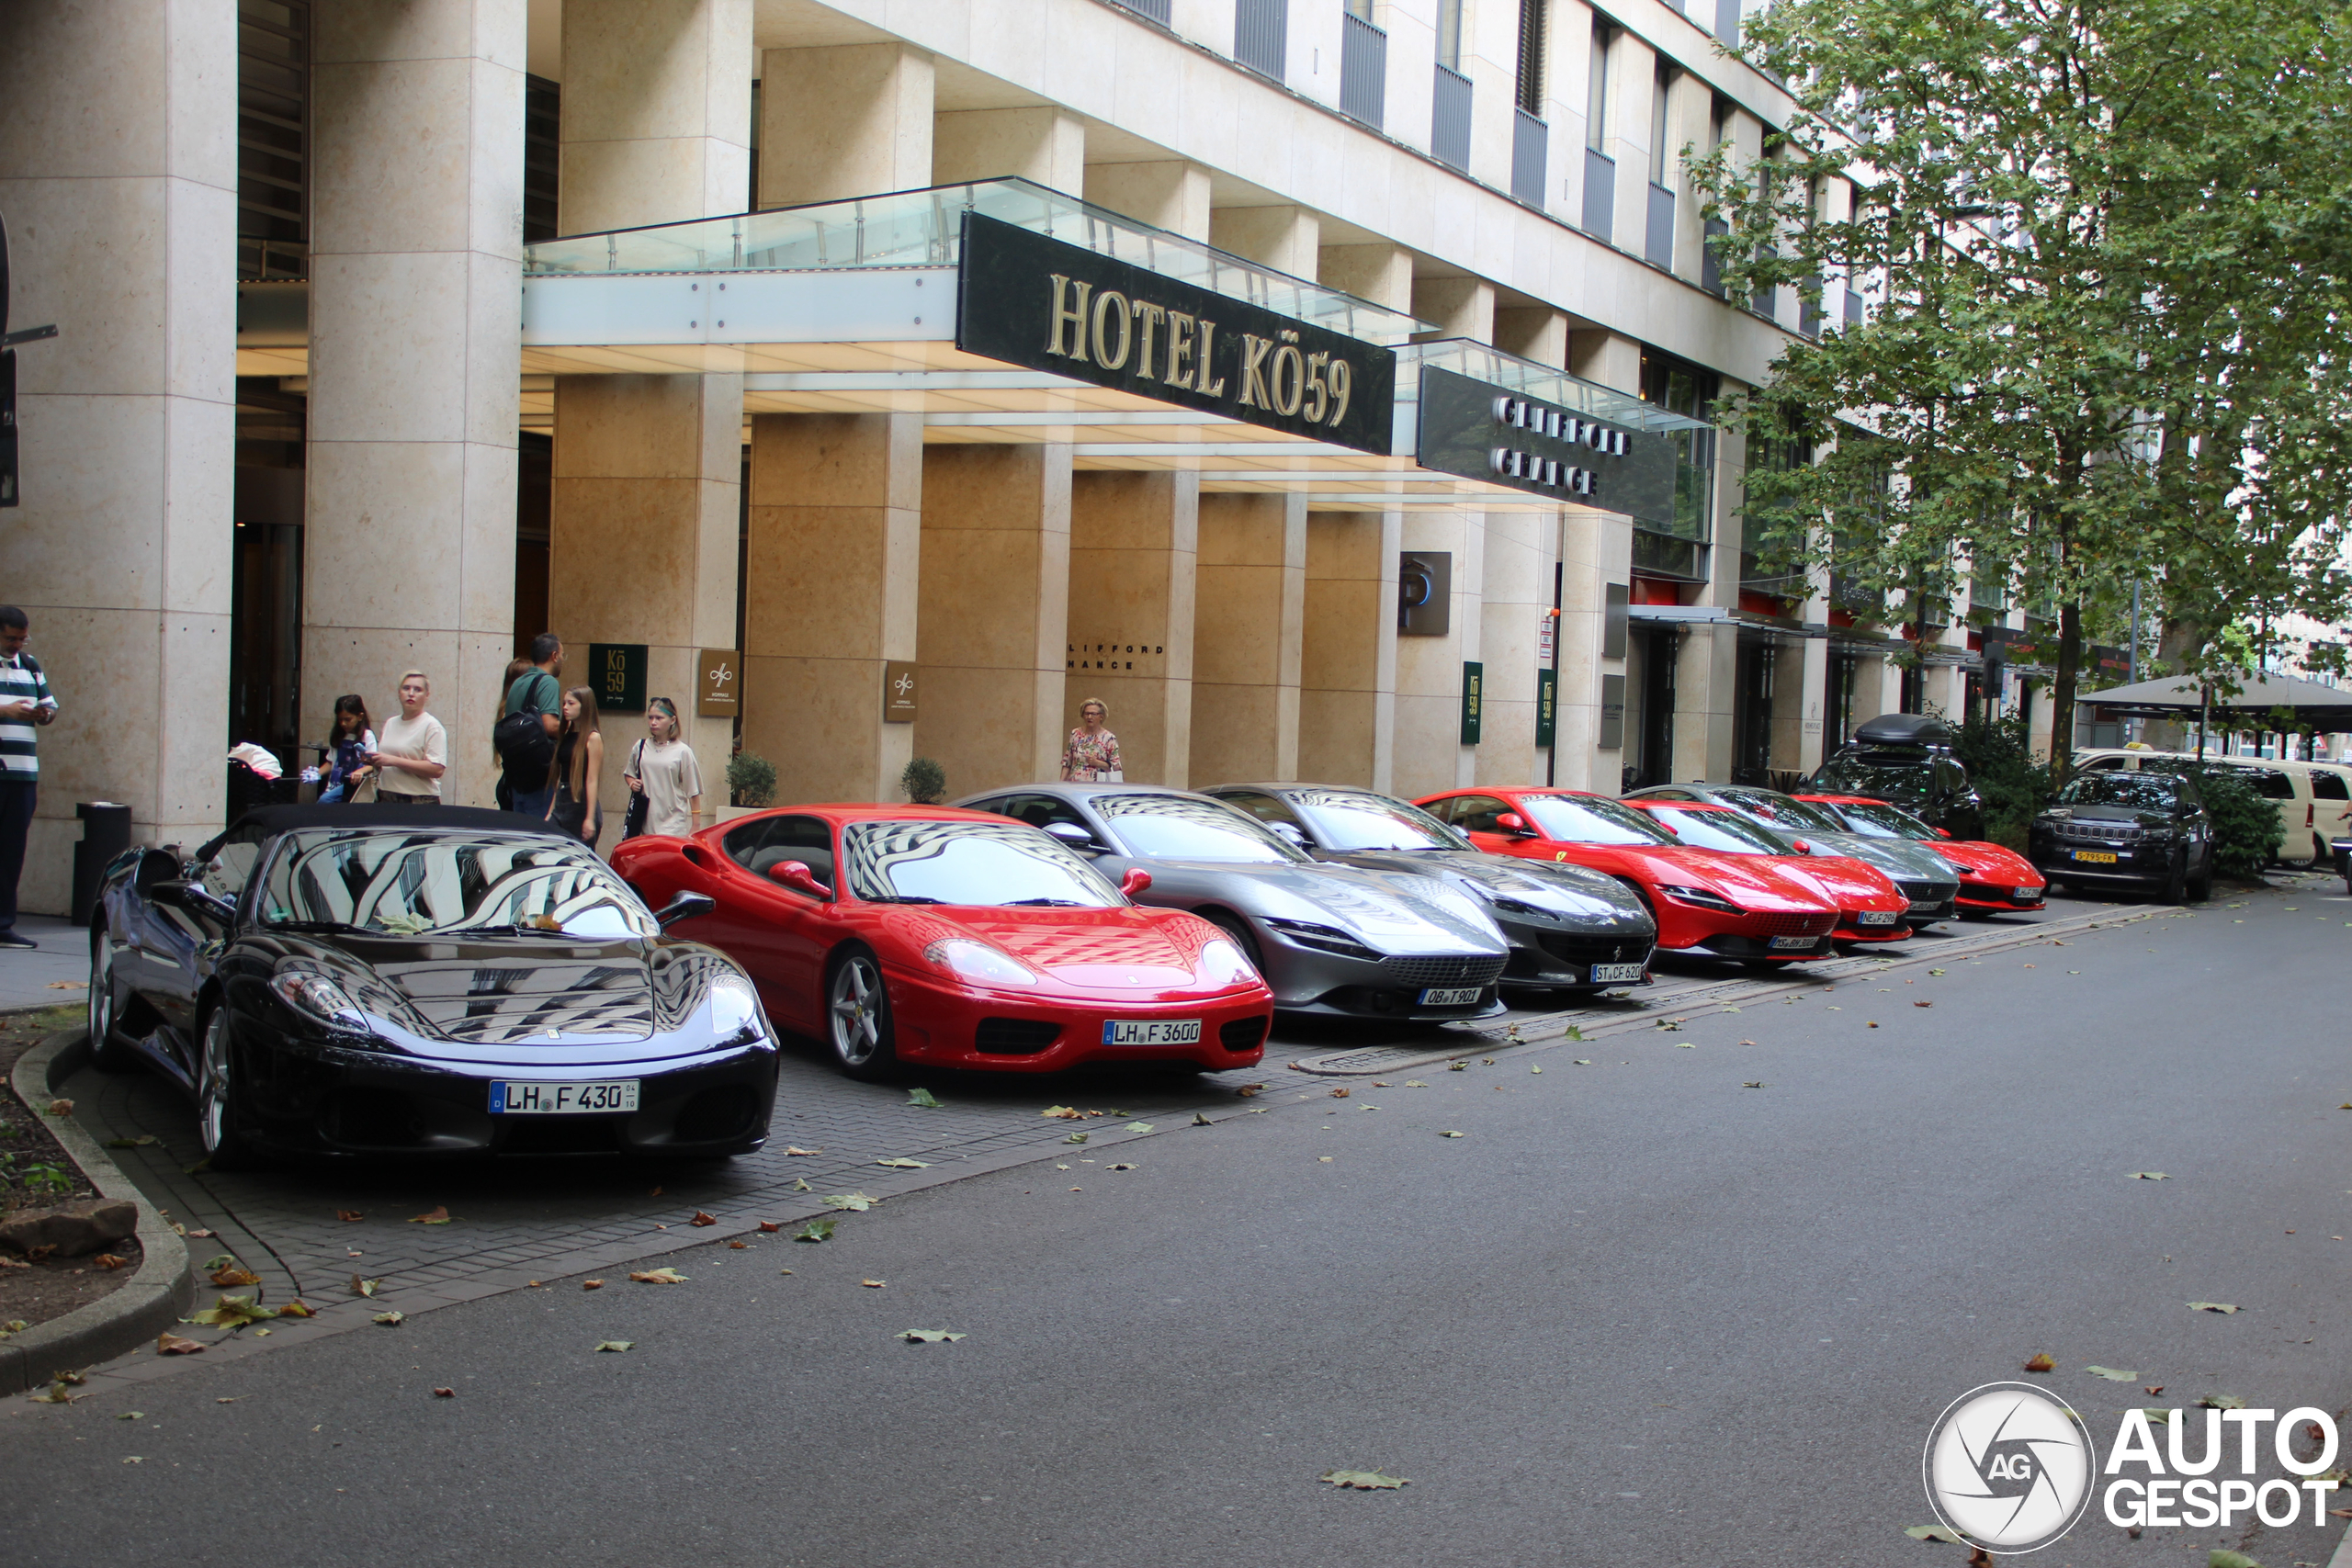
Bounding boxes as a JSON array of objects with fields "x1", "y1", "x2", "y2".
[
  {"x1": 621, "y1": 740, "x2": 650, "y2": 840},
  {"x1": 348, "y1": 773, "x2": 379, "y2": 805}
]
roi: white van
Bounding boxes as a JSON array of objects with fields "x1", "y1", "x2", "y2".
[{"x1": 2074, "y1": 748, "x2": 2350, "y2": 867}]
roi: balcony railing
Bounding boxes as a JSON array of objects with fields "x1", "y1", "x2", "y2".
[
  {"x1": 1102, "y1": 0, "x2": 1172, "y2": 22},
  {"x1": 1582, "y1": 148, "x2": 1615, "y2": 242},
  {"x1": 1431, "y1": 63, "x2": 1473, "y2": 171},
  {"x1": 1340, "y1": 11, "x2": 1386, "y2": 130},
  {"x1": 1234, "y1": 0, "x2": 1286, "y2": 82},
  {"x1": 1645, "y1": 182, "x2": 1675, "y2": 268},
  {"x1": 1511, "y1": 110, "x2": 1548, "y2": 206}
]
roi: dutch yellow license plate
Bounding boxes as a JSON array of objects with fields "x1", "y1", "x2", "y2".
[{"x1": 2071, "y1": 850, "x2": 2119, "y2": 864}]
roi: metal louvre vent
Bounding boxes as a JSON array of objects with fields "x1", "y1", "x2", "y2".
[
  {"x1": 976, "y1": 1018, "x2": 1062, "y2": 1055},
  {"x1": 1534, "y1": 931, "x2": 1652, "y2": 968},
  {"x1": 2060, "y1": 820, "x2": 2143, "y2": 842},
  {"x1": 1378, "y1": 953, "x2": 1506, "y2": 988},
  {"x1": 1219, "y1": 1017, "x2": 1269, "y2": 1052},
  {"x1": 1750, "y1": 912, "x2": 1838, "y2": 937}
]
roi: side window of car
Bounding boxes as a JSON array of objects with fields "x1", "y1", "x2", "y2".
[
  {"x1": 1647, "y1": 788, "x2": 1697, "y2": 802},
  {"x1": 983, "y1": 793, "x2": 1088, "y2": 837},
  {"x1": 2228, "y1": 767, "x2": 2295, "y2": 801},
  {"x1": 197, "y1": 828, "x2": 266, "y2": 905},
  {"x1": 2312, "y1": 771, "x2": 2349, "y2": 802},
  {"x1": 747, "y1": 815, "x2": 834, "y2": 892},
  {"x1": 1451, "y1": 795, "x2": 1516, "y2": 834},
  {"x1": 1217, "y1": 791, "x2": 1295, "y2": 826},
  {"x1": 2178, "y1": 777, "x2": 2205, "y2": 811},
  {"x1": 1933, "y1": 760, "x2": 1968, "y2": 796},
  {"x1": 2085, "y1": 756, "x2": 2125, "y2": 771},
  {"x1": 721, "y1": 818, "x2": 771, "y2": 870}
]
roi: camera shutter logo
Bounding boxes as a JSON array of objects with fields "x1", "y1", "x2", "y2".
[{"x1": 1923, "y1": 1382, "x2": 2097, "y2": 1553}]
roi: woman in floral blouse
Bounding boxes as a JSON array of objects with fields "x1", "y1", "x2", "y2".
[{"x1": 1060, "y1": 697, "x2": 1122, "y2": 782}]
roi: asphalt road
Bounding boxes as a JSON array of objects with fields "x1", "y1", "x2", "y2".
[{"x1": 6, "y1": 879, "x2": 2350, "y2": 1567}]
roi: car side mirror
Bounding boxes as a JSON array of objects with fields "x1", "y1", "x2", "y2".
[
  {"x1": 1119, "y1": 868, "x2": 1153, "y2": 897},
  {"x1": 653, "y1": 891, "x2": 716, "y2": 928},
  {"x1": 1267, "y1": 821, "x2": 1311, "y2": 850},
  {"x1": 766, "y1": 862, "x2": 832, "y2": 900},
  {"x1": 1495, "y1": 813, "x2": 1533, "y2": 836},
  {"x1": 1935, "y1": 827, "x2": 1953, "y2": 839},
  {"x1": 1790, "y1": 839, "x2": 1812, "y2": 853},
  {"x1": 1045, "y1": 821, "x2": 1101, "y2": 853},
  {"x1": 156, "y1": 881, "x2": 238, "y2": 922}
]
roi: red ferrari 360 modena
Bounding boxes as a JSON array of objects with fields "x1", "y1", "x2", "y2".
[
  {"x1": 1793, "y1": 794, "x2": 2049, "y2": 914},
  {"x1": 1622, "y1": 799, "x2": 1912, "y2": 945},
  {"x1": 1413, "y1": 787, "x2": 1843, "y2": 964},
  {"x1": 611, "y1": 806, "x2": 1274, "y2": 1079}
]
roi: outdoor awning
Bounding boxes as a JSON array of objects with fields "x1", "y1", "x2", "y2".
[{"x1": 2077, "y1": 671, "x2": 2352, "y2": 728}]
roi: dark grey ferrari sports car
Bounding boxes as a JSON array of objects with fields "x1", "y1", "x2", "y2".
[{"x1": 86, "y1": 805, "x2": 777, "y2": 1166}]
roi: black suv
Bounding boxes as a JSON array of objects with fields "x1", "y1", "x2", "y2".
[
  {"x1": 1809, "y1": 715, "x2": 1985, "y2": 840},
  {"x1": 2029, "y1": 770, "x2": 2214, "y2": 902}
]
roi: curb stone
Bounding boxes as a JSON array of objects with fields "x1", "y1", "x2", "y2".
[{"x1": 2, "y1": 1027, "x2": 194, "y2": 1395}]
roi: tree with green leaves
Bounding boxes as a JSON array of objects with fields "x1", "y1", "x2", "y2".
[{"x1": 1690, "y1": 0, "x2": 2352, "y2": 782}]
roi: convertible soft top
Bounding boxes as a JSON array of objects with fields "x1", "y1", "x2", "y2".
[{"x1": 194, "y1": 804, "x2": 571, "y2": 863}]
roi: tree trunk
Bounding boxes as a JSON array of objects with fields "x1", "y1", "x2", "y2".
[{"x1": 2051, "y1": 598, "x2": 2083, "y2": 789}]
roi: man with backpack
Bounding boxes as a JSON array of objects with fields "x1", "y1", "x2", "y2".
[{"x1": 497, "y1": 633, "x2": 563, "y2": 820}]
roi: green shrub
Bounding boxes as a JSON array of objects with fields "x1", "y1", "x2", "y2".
[
  {"x1": 2143, "y1": 762, "x2": 2285, "y2": 879},
  {"x1": 902, "y1": 757, "x2": 946, "y2": 805},
  {"x1": 1950, "y1": 711, "x2": 2053, "y2": 852},
  {"x1": 727, "y1": 750, "x2": 777, "y2": 809}
]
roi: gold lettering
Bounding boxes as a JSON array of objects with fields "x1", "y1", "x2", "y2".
[
  {"x1": 1237, "y1": 333, "x2": 1275, "y2": 409},
  {"x1": 1046, "y1": 274, "x2": 1092, "y2": 362},
  {"x1": 1303, "y1": 352, "x2": 1330, "y2": 423},
  {"x1": 1165, "y1": 311, "x2": 1197, "y2": 389},
  {"x1": 1090, "y1": 288, "x2": 1133, "y2": 370},
  {"x1": 1197, "y1": 320, "x2": 1227, "y2": 396},
  {"x1": 1271, "y1": 344, "x2": 1306, "y2": 417},
  {"x1": 1130, "y1": 300, "x2": 1166, "y2": 380},
  {"x1": 1325, "y1": 358, "x2": 1352, "y2": 426}
]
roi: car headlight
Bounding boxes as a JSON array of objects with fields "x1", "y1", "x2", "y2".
[
  {"x1": 1656, "y1": 884, "x2": 1744, "y2": 915},
  {"x1": 709, "y1": 975, "x2": 765, "y2": 1039},
  {"x1": 1261, "y1": 918, "x2": 1384, "y2": 962},
  {"x1": 269, "y1": 970, "x2": 368, "y2": 1032},
  {"x1": 1194, "y1": 938, "x2": 1261, "y2": 989},
  {"x1": 922, "y1": 939, "x2": 1039, "y2": 987}
]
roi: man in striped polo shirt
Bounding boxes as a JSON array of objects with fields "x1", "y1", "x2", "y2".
[{"x1": 0, "y1": 605, "x2": 59, "y2": 949}]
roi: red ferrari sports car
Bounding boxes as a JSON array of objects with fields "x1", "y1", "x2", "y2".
[
  {"x1": 1414, "y1": 787, "x2": 1842, "y2": 964},
  {"x1": 611, "y1": 806, "x2": 1274, "y2": 1079},
  {"x1": 1622, "y1": 799, "x2": 1911, "y2": 945},
  {"x1": 1794, "y1": 794, "x2": 2049, "y2": 914}
]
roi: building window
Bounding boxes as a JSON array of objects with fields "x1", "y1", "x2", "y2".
[
  {"x1": 1437, "y1": 0, "x2": 1465, "y2": 72},
  {"x1": 1516, "y1": 0, "x2": 1549, "y2": 115},
  {"x1": 236, "y1": 0, "x2": 311, "y2": 281},
  {"x1": 1586, "y1": 22, "x2": 1612, "y2": 149},
  {"x1": 1649, "y1": 65, "x2": 1674, "y2": 184},
  {"x1": 524, "y1": 74, "x2": 560, "y2": 243}
]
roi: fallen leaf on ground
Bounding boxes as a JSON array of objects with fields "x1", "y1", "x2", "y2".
[
  {"x1": 1125, "y1": 1122, "x2": 1154, "y2": 1134},
  {"x1": 1655, "y1": 1020, "x2": 1683, "y2": 1032},
  {"x1": 105, "y1": 1135, "x2": 159, "y2": 1148},
  {"x1": 1440, "y1": 1131, "x2": 1464, "y2": 1138},
  {"x1": 52, "y1": 1370, "x2": 86, "y2": 1385},
  {"x1": 582, "y1": 1280, "x2": 604, "y2": 1291},
  {"x1": 2187, "y1": 1302, "x2": 2240, "y2": 1314},
  {"x1": 860, "y1": 1279, "x2": 886, "y2": 1289},
  {"x1": 45, "y1": 1099, "x2": 73, "y2": 1114},
  {"x1": 906, "y1": 1088, "x2": 942, "y2": 1108},
  {"x1": 1928, "y1": 968, "x2": 1946, "y2": 976},
  {"x1": 336, "y1": 1210, "x2": 364, "y2": 1222},
  {"x1": 27, "y1": 1381, "x2": 75, "y2": 1404},
  {"x1": 276, "y1": 1300, "x2": 315, "y2": 1318},
  {"x1": 2024, "y1": 1353, "x2": 2055, "y2": 1373},
  {"x1": 186, "y1": 1229, "x2": 214, "y2": 1238},
  {"x1": 595, "y1": 1340, "x2": 633, "y2": 1352},
  {"x1": 433, "y1": 1387, "x2": 455, "y2": 1398},
  {"x1": 1330, "y1": 1088, "x2": 1350, "y2": 1099},
  {"x1": 1318, "y1": 1156, "x2": 1334, "y2": 1163},
  {"x1": 1742, "y1": 1081, "x2": 1765, "y2": 1089},
  {"x1": 350, "y1": 1275, "x2": 379, "y2": 1297},
  {"x1": 46, "y1": 981, "x2": 85, "y2": 991},
  {"x1": 185, "y1": 1294, "x2": 274, "y2": 1330},
  {"x1": 793, "y1": 1221, "x2": 836, "y2": 1243},
  {"x1": 728, "y1": 1240, "x2": 747, "y2": 1249},
  {"x1": 821, "y1": 1192, "x2": 879, "y2": 1212},
  {"x1": 791, "y1": 1178, "x2": 812, "y2": 1190},
  {"x1": 785, "y1": 1146, "x2": 821, "y2": 1156},
  {"x1": 2197, "y1": 1393, "x2": 2246, "y2": 1409},
  {"x1": 2128, "y1": 1172, "x2": 2168, "y2": 1180},
  {"x1": 209, "y1": 1264, "x2": 261, "y2": 1288},
  {"x1": 1868, "y1": 1021, "x2": 1880, "y2": 1029},
  {"x1": 1914, "y1": 1000, "x2": 1933, "y2": 1008},
  {"x1": 2086, "y1": 1366, "x2": 2138, "y2": 1382},
  {"x1": 1448, "y1": 1061, "x2": 1466, "y2": 1072},
  {"x1": 1403, "y1": 1080, "x2": 1428, "y2": 1089},
  {"x1": 1192, "y1": 1112, "x2": 1212, "y2": 1126},
  {"x1": 757, "y1": 1221, "x2": 781, "y2": 1233},
  {"x1": 1905, "y1": 1524, "x2": 1966, "y2": 1542},
  {"x1": 1042, "y1": 1105, "x2": 1080, "y2": 1119},
  {"x1": 408, "y1": 1206, "x2": 450, "y2": 1225},
  {"x1": 1236, "y1": 1084, "x2": 1266, "y2": 1097},
  {"x1": 371, "y1": 1311, "x2": 404, "y2": 1326},
  {"x1": 95, "y1": 1253, "x2": 129, "y2": 1270},
  {"x1": 899, "y1": 1328, "x2": 966, "y2": 1343},
  {"x1": 628, "y1": 1268, "x2": 688, "y2": 1284},
  {"x1": 1573, "y1": 1059, "x2": 1593, "y2": 1066},
  {"x1": 1064, "y1": 1132, "x2": 1089, "y2": 1145},
  {"x1": 688, "y1": 1211, "x2": 717, "y2": 1227},
  {"x1": 2209, "y1": 1552, "x2": 2261, "y2": 1568},
  {"x1": 876, "y1": 1157, "x2": 930, "y2": 1169},
  {"x1": 119, "y1": 1411, "x2": 143, "y2": 1421},
  {"x1": 1320, "y1": 1470, "x2": 1408, "y2": 1490},
  {"x1": 1108, "y1": 1162, "x2": 1137, "y2": 1171},
  {"x1": 201, "y1": 1252, "x2": 235, "y2": 1271}
]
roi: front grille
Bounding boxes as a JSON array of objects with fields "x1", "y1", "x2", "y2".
[
  {"x1": 1894, "y1": 879, "x2": 1953, "y2": 903},
  {"x1": 673, "y1": 1085, "x2": 757, "y2": 1143},
  {"x1": 1750, "y1": 911, "x2": 1838, "y2": 937},
  {"x1": 1532, "y1": 931, "x2": 1652, "y2": 968},
  {"x1": 2059, "y1": 819, "x2": 2143, "y2": 842},
  {"x1": 1219, "y1": 1017, "x2": 1268, "y2": 1052},
  {"x1": 976, "y1": 1018, "x2": 1062, "y2": 1055},
  {"x1": 1377, "y1": 953, "x2": 1507, "y2": 988}
]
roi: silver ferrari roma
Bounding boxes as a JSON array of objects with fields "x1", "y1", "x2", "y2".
[
  {"x1": 953, "y1": 784, "x2": 1510, "y2": 1021},
  {"x1": 1202, "y1": 783, "x2": 1658, "y2": 995},
  {"x1": 1623, "y1": 783, "x2": 1962, "y2": 926}
]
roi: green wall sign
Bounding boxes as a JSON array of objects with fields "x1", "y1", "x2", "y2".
[
  {"x1": 1535, "y1": 667, "x2": 1557, "y2": 748},
  {"x1": 586, "y1": 642, "x2": 647, "y2": 715},
  {"x1": 1460, "y1": 660, "x2": 1484, "y2": 746}
]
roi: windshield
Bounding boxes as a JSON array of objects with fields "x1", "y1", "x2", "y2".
[
  {"x1": 842, "y1": 820, "x2": 1123, "y2": 906},
  {"x1": 262, "y1": 829, "x2": 658, "y2": 939},
  {"x1": 2058, "y1": 773, "x2": 2181, "y2": 810},
  {"x1": 1292, "y1": 790, "x2": 1470, "y2": 852},
  {"x1": 1813, "y1": 757, "x2": 1933, "y2": 802},
  {"x1": 1825, "y1": 799, "x2": 1937, "y2": 840},
  {"x1": 1096, "y1": 795, "x2": 1306, "y2": 863},
  {"x1": 1719, "y1": 790, "x2": 1844, "y2": 833},
  {"x1": 1517, "y1": 794, "x2": 1679, "y2": 847},
  {"x1": 1643, "y1": 809, "x2": 1797, "y2": 855}
]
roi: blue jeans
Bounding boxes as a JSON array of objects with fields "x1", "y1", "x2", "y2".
[
  {"x1": 317, "y1": 782, "x2": 346, "y2": 805},
  {"x1": 512, "y1": 784, "x2": 553, "y2": 823}
]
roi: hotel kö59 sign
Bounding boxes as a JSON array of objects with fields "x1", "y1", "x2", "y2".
[{"x1": 956, "y1": 211, "x2": 1396, "y2": 457}]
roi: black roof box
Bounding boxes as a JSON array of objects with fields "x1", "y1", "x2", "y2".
[{"x1": 1851, "y1": 713, "x2": 1954, "y2": 748}]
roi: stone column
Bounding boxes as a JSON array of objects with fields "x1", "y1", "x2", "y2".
[
  {"x1": 933, "y1": 107, "x2": 1084, "y2": 191},
  {"x1": 1392, "y1": 511, "x2": 1487, "y2": 800},
  {"x1": 1495, "y1": 309, "x2": 1570, "y2": 367},
  {"x1": 742, "y1": 413, "x2": 922, "y2": 803},
  {"x1": 1414, "y1": 276, "x2": 1496, "y2": 343},
  {"x1": 1554, "y1": 512, "x2": 1634, "y2": 793},
  {"x1": 1299, "y1": 512, "x2": 1399, "y2": 790},
  {"x1": 550, "y1": 0, "x2": 750, "y2": 834},
  {"x1": 1068, "y1": 472, "x2": 1198, "y2": 787},
  {"x1": 305, "y1": 0, "x2": 527, "y2": 807},
  {"x1": 914, "y1": 445, "x2": 1071, "y2": 795},
  {"x1": 758, "y1": 42, "x2": 932, "y2": 207},
  {"x1": 1318, "y1": 243, "x2": 1414, "y2": 311},
  {"x1": 1210, "y1": 206, "x2": 1320, "y2": 276},
  {"x1": 1083, "y1": 162, "x2": 1212, "y2": 240},
  {"x1": 0, "y1": 2, "x2": 236, "y2": 902},
  {"x1": 1476, "y1": 510, "x2": 1560, "y2": 787},
  {"x1": 1674, "y1": 626, "x2": 1738, "y2": 784},
  {"x1": 1192, "y1": 493, "x2": 1306, "y2": 786}
]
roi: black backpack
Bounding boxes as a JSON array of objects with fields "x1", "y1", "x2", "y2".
[{"x1": 493, "y1": 672, "x2": 557, "y2": 779}]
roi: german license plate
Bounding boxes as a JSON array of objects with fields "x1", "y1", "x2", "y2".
[
  {"x1": 1858, "y1": 910, "x2": 1899, "y2": 927},
  {"x1": 2014, "y1": 886, "x2": 2042, "y2": 898},
  {"x1": 1770, "y1": 934, "x2": 1817, "y2": 951},
  {"x1": 1102, "y1": 1019, "x2": 1202, "y2": 1046},
  {"x1": 2071, "y1": 850, "x2": 2119, "y2": 863},
  {"x1": 1589, "y1": 963, "x2": 1645, "y2": 984},
  {"x1": 1419, "y1": 986, "x2": 1482, "y2": 1006},
  {"x1": 490, "y1": 1079, "x2": 639, "y2": 1115}
]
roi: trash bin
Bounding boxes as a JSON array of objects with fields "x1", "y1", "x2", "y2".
[{"x1": 71, "y1": 801, "x2": 133, "y2": 927}]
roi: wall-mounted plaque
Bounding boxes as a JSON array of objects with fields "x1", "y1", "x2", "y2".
[
  {"x1": 586, "y1": 642, "x2": 646, "y2": 715},
  {"x1": 696, "y1": 649, "x2": 741, "y2": 717},
  {"x1": 1417, "y1": 367, "x2": 1681, "y2": 525},
  {"x1": 883, "y1": 661, "x2": 918, "y2": 723},
  {"x1": 1460, "y1": 660, "x2": 1484, "y2": 746},
  {"x1": 1399, "y1": 551, "x2": 1452, "y2": 636},
  {"x1": 1535, "y1": 668, "x2": 1558, "y2": 749}
]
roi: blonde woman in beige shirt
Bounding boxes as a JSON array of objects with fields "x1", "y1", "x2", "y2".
[{"x1": 368, "y1": 671, "x2": 448, "y2": 803}]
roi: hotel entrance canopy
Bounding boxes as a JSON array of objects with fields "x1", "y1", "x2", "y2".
[{"x1": 516, "y1": 178, "x2": 1714, "y2": 520}]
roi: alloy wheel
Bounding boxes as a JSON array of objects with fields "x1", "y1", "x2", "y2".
[
  {"x1": 199, "y1": 1010, "x2": 234, "y2": 1155},
  {"x1": 87, "y1": 936, "x2": 111, "y2": 1047},
  {"x1": 829, "y1": 955, "x2": 885, "y2": 1068}
]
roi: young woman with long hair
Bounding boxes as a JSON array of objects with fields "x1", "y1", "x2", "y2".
[
  {"x1": 621, "y1": 695, "x2": 703, "y2": 839},
  {"x1": 544, "y1": 685, "x2": 605, "y2": 845},
  {"x1": 318, "y1": 694, "x2": 376, "y2": 805}
]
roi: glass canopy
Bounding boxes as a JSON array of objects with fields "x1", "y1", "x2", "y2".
[{"x1": 523, "y1": 176, "x2": 1434, "y2": 346}]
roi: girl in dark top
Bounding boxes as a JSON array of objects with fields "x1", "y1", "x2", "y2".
[
  {"x1": 544, "y1": 685, "x2": 605, "y2": 846},
  {"x1": 318, "y1": 694, "x2": 377, "y2": 805}
]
